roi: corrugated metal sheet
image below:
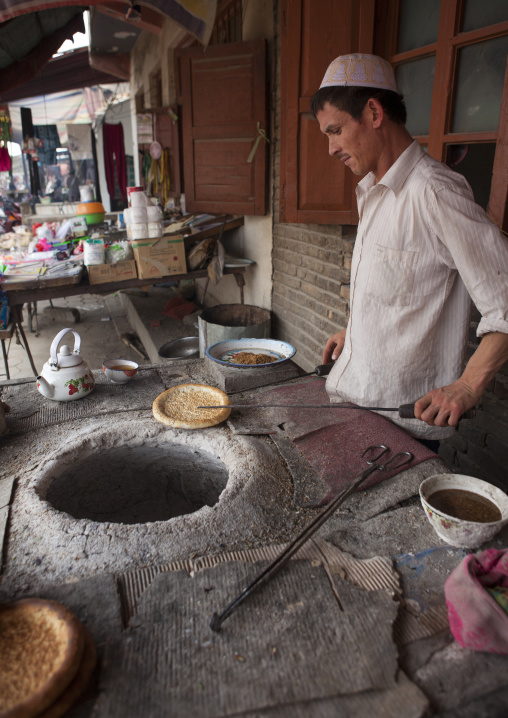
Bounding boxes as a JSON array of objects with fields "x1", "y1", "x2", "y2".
[{"x1": 117, "y1": 538, "x2": 402, "y2": 623}]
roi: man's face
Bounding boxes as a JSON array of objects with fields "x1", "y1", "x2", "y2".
[{"x1": 316, "y1": 101, "x2": 379, "y2": 177}]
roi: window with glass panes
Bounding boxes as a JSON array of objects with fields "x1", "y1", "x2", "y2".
[{"x1": 378, "y1": 0, "x2": 508, "y2": 229}]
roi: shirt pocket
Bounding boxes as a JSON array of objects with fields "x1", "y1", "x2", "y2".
[{"x1": 366, "y1": 244, "x2": 419, "y2": 306}]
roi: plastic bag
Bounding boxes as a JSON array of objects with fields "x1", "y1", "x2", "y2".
[
  {"x1": 105, "y1": 241, "x2": 133, "y2": 264},
  {"x1": 83, "y1": 238, "x2": 105, "y2": 266}
]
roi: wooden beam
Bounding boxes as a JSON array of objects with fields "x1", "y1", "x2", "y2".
[
  {"x1": 89, "y1": 52, "x2": 131, "y2": 81},
  {"x1": 0, "y1": 48, "x2": 122, "y2": 103},
  {"x1": 427, "y1": 0, "x2": 459, "y2": 162},
  {"x1": 96, "y1": 2, "x2": 163, "y2": 35},
  {"x1": 0, "y1": 12, "x2": 85, "y2": 98},
  {"x1": 488, "y1": 57, "x2": 508, "y2": 232}
]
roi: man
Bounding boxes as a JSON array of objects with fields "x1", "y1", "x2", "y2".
[{"x1": 311, "y1": 54, "x2": 508, "y2": 444}]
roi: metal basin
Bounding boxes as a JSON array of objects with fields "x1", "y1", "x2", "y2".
[{"x1": 159, "y1": 336, "x2": 199, "y2": 359}]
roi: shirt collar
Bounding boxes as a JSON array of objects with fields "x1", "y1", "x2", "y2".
[{"x1": 357, "y1": 140, "x2": 425, "y2": 198}]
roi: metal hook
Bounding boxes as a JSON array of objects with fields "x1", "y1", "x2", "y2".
[
  {"x1": 381, "y1": 451, "x2": 414, "y2": 471},
  {"x1": 362, "y1": 444, "x2": 389, "y2": 464}
]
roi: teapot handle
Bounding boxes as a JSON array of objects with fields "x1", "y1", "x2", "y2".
[{"x1": 50, "y1": 328, "x2": 81, "y2": 367}]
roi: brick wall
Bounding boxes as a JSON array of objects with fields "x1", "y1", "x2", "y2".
[
  {"x1": 439, "y1": 306, "x2": 508, "y2": 490},
  {"x1": 272, "y1": 223, "x2": 354, "y2": 371},
  {"x1": 270, "y1": 3, "x2": 508, "y2": 488}
]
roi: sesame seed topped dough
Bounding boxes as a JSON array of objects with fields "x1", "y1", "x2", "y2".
[{"x1": 152, "y1": 383, "x2": 231, "y2": 429}]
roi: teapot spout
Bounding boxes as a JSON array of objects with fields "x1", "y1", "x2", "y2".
[{"x1": 37, "y1": 375, "x2": 55, "y2": 398}]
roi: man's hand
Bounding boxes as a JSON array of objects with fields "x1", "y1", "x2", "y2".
[
  {"x1": 415, "y1": 331, "x2": 508, "y2": 427},
  {"x1": 414, "y1": 380, "x2": 481, "y2": 427},
  {"x1": 322, "y1": 329, "x2": 346, "y2": 365}
]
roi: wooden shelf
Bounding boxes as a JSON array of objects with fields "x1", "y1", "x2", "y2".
[
  {"x1": 2, "y1": 215, "x2": 247, "y2": 306},
  {"x1": 2, "y1": 266, "x2": 246, "y2": 307}
]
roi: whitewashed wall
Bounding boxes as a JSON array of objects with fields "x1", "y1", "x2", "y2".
[{"x1": 128, "y1": 4, "x2": 275, "y2": 312}]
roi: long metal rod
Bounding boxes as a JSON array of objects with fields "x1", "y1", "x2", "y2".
[
  {"x1": 209, "y1": 448, "x2": 414, "y2": 632},
  {"x1": 202, "y1": 404, "x2": 401, "y2": 411},
  {"x1": 201, "y1": 403, "x2": 476, "y2": 421},
  {"x1": 209, "y1": 456, "x2": 406, "y2": 632},
  {"x1": 201, "y1": 403, "x2": 414, "y2": 418}
]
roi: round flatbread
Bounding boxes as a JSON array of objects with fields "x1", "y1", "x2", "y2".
[
  {"x1": 0, "y1": 599, "x2": 84, "y2": 718},
  {"x1": 38, "y1": 625, "x2": 97, "y2": 718},
  {"x1": 152, "y1": 383, "x2": 231, "y2": 429}
]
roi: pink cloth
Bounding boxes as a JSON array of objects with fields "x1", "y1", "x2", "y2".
[
  {"x1": 444, "y1": 548, "x2": 508, "y2": 654},
  {"x1": 0, "y1": 145, "x2": 11, "y2": 171}
]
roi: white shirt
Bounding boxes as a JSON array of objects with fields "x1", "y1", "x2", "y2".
[{"x1": 326, "y1": 140, "x2": 508, "y2": 439}]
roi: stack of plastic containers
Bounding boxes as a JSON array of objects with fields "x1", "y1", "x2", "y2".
[
  {"x1": 147, "y1": 204, "x2": 163, "y2": 237},
  {"x1": 124, "y1": 188, "x2": 163, "y2": 240}
]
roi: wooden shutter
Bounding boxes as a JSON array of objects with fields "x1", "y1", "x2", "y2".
[
  {"x1": 177, "y1": 39, "x2": 267, "y2": 215},
  {"x1": 280, "y1": 0, "x2": 375, "y2": 224}
]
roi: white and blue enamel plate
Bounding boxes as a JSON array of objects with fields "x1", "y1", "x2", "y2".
[{"x1": 206, "y1": 338, "x2": 296, "y2": 369}]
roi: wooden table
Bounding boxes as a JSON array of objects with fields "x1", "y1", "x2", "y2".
[
  {"x1": 1, "y1": 215, "x2": 248, "y2": 377},
  {"x1": 1, "y1": 265, "x2": 246, "y2": 377}
]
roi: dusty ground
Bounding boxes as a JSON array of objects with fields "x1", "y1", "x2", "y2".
[{"x1": 4, "y1": 293, "x2": 142, "y2": 379}]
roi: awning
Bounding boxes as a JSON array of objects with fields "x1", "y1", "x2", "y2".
[
  {"x1": 0, "y1": 7, "x2": 87, "y2": 98},
  {"x1": 0, "y1": 1, "x2": 218, "y2": 44},
  {"x1": 8, "y1": 86, "x2": 129, "y2": 145},
  {"x1": 0, "y1": 48, "x2": 124, "y2": 103},
  {"x1": 0, "y1": 1, "x2": 217, "y2": 100}
]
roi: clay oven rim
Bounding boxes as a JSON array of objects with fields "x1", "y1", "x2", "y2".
[
  {"x1": 30, "y1": 420, "x2": 259, "y2": 521},
  {"x1": 10, "y1": 417, "x2": 289, "y2": 580}
]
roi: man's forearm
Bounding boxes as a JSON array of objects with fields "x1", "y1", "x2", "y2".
[
  {"x1": 461, "y1": 331, "x2": 508, "y2": 396},
  {"x1": 414, "y1": 331, "x2": 508, "y2": 427}
]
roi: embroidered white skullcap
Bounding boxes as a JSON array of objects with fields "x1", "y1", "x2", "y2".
[{"x1": 320, "y1": 53, "x2": 398, "y2": 93}]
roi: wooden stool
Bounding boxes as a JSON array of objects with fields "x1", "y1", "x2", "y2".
[{"x1": 0, "y1": 306, "x2": 38, "y2": 380}]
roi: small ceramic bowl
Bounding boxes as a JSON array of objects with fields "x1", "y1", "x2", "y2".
[
  {"x1": 420, "y1": 473, "x2": 508, "y2": 549},
  {"x1": 102, "y1": 359, "x2": 138, "y2": 384}
]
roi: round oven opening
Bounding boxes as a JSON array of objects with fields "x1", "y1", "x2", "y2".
[{"x1": 45, "y1": 442, "x2": 228, "y2": 524}]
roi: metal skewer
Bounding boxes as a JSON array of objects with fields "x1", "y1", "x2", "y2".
[
  {"x1": 201, "y1": 402, "x2": 419, "y2": 418},
  {"x1": 209, "y1": 445, "x2": 413, "y2": 632},
  {"x1": 200, "y1": 403, "x2": 477, "y2": 420}
]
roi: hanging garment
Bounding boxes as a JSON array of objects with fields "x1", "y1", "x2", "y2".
[
  {"x1": 102, "y1": 122, "x2": 127, "y2": 205},
  {"x1": 34, "y1": 125, "x2": 61, "y2": 165},
  {"x1": 0, "y1": 145, "x2": 11, "y2": 172}
]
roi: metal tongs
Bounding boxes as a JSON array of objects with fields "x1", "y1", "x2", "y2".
[{"x1": 209, "y1": 445, "x2": 413, "y2": 632}]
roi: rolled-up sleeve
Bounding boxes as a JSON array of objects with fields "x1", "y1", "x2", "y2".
[{"x1": 429, "y1": 180, "x2": 508, "y2": 337}]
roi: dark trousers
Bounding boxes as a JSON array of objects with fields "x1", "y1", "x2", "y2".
[{"x1": 418, "y1": 439, "x2": 441, "y2": 454}]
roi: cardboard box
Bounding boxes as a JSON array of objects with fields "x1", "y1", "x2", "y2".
[
  {"x1": 87, "y1": 259, "x2": 138, "y2": 285},
  {"x1": 132, "y1": 235, "x2": 187, "y2": 279}
]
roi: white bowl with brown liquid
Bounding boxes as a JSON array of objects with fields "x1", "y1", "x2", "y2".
[
  {"x1": 420, "y1": 474, "x2": 508, "y2": 549},
  {"x1": 102, "y1": 359, "x2": 138, "y2": 384}
]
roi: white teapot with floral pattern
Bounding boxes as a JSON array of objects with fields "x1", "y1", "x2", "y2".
[{"x1": 37, "y1": 328, "x2": 95, "y2": 401}]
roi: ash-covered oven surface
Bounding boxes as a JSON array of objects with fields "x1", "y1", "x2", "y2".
[{"x1": 1, "y1": 360, "x2": 507, "y2": 716}]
